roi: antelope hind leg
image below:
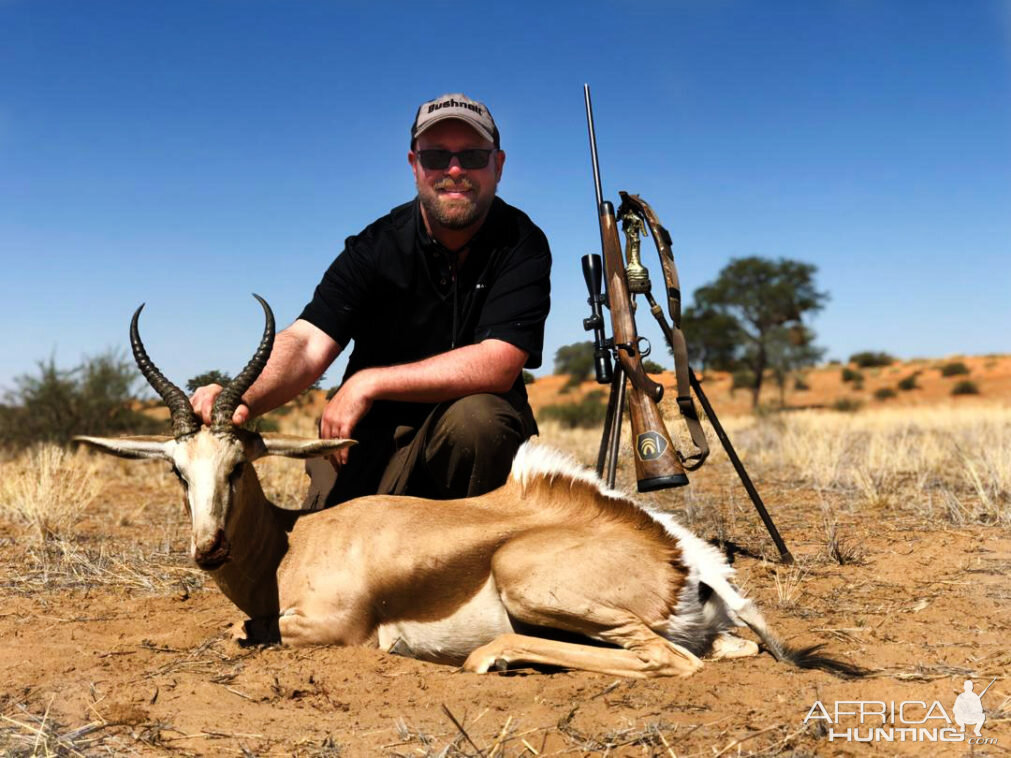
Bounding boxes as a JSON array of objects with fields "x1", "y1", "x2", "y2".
[
  {"x1": 463, "y1": 631, "x2": 702, "y2": 679},
  {"x1": 707, "y1": 632, "x2": 759, "y2": 660},
  {"x1": 477, "y1": 526, "x2": 704, "y2": 677}
]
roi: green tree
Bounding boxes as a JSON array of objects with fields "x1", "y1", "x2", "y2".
[
  {"x1": 681, "y1": 306, "x2": 744, "y2": 371},
  {"x1": 186, "y1": 370, "x2": 233, "y2": 394},
  {"x1": 553, "y1": 342, "x2": 596, "y2": 385},
  {"x1": 692, "y1": 256, "x2": 828, "y2": 407}
]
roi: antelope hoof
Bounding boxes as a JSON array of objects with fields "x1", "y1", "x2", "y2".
[
  {"x1": 463, "y1": 648, "x2": 510, "y2": 674},
  {"x1": 708, "y1": 632, "x2": 760, "y2": 660},
  {"x1": 228, "y1": 619, "x2": 248, "y2": 643}
]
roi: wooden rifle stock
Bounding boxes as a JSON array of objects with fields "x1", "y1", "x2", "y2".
[{"x1": 598, "y1": 201, "x2": 688, "y2": 491}]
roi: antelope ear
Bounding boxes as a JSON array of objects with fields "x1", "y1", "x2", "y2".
[
  {"x1": 73, "y1": 435, "x2": 174, "y2": 460},
  {"x1": 259, "y1": 434, "x2": 357, "y2": 460}
]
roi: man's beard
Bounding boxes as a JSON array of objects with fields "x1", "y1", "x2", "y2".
[{"x1": 419, "y1": 178, "x2": 490, "y2": 230}]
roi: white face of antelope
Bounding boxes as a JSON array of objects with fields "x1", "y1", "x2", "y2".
[
  {"x1": 75, "y1": 427, "x2": 355, "y2": 572},
  {"x1": 166, "y1": 429, "x2": 260, "y2": 570}
]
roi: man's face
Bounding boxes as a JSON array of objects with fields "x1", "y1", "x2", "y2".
[{"x1": 409, "y1": 120, "x2": 505, "y2": 233}]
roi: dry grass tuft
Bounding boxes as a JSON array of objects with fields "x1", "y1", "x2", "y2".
[
  {"x1": 0, "y1": 699, "x2": 135, "y2": 756},
  {"x1": 772, "y1": 564, "x2": 809, "y2": 609},
  {"x1": 0, "y1": 445, "x2": 201, "y2": 595},
  {"x1": 0, "y1": 444, "x2": 102, "y2": 542},
  {"x1": 0, "y1": 540, "x2": 204, "y2": 596},
  {"x1": 823, "y1": 520, "x2": 865, "y2": 565}
]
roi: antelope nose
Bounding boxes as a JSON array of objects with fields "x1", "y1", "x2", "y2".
[{"x1": 194, "y1": 529, "x2": 231, "y2": 569}]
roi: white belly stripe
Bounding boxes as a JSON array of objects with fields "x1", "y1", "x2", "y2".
[{"x1": 377, "y1": 575, "x2": 514, "y2": 665}]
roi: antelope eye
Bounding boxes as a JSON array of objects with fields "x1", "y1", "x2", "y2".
[{"x1": 229, "y1": 462, "x2": 245, "y2": 480}]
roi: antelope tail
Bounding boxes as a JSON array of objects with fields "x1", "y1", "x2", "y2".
[{"x1": 735, "y1": 600, "x2": 867, "y2": 679}]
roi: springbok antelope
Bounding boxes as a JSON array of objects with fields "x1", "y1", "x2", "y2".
[{"x1": 76, "y1": 296, "x2": 862, "y2": 679}]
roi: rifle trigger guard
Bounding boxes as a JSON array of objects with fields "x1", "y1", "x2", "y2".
[{"x1": 637, "y1": 336, "x2": 652, "y2": 358}]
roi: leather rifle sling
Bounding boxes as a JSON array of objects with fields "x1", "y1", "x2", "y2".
[{"x1": 618, "y1": 191, "x2": 709, "y2": 470}]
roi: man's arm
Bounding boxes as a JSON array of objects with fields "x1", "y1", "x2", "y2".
[
  {"x1": 191, "y1": 319, "x2": 341, "y2": 425},
  {"x1": 319, "y1": 338, "x2": 526, "y2": 444}
]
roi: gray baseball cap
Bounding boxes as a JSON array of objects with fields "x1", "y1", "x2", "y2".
[{"x1": 411, "y1": 93, "x2": 500, "y2": 148}]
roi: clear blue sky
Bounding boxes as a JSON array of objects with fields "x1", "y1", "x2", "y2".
[{"x1": 2, "y1": 1, "x2": 1009, "y2": 395}]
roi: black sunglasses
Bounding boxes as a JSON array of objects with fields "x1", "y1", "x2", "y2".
[{"x1": 417, "y1": 149, "x2": 495, "y2": 170}]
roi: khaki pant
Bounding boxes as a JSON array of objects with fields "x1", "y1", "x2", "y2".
[{"x1": 302, "y1": 393, "x2": 536, "y2": 509}]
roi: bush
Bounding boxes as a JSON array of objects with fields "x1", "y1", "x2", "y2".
[
  {"x1": 897, "y1": 373, "x2": 920, "y2": 391},
  {"x1": 873, "y1": 387, "x2": 897, "y2": 400},
  {"x1": 731, "y1": 369, "x2": 755, "y2": 390},
  {"x1": 832, "y1": 397, "x2": 863, "y2": 413},
  {"x1": 522, "y1": 370, "x2": 536, "y2": 385},
  {"x1": 642, "y1": 359, "x2": 665, "y2": 374},
  {"x1": 951, "y1": 380, "x2": 980, "y2": 396},
  {"x1": 940, "y1": 361, "x2": 970, "y2": 377},
  {"x1": 0, "y1": 351, "x2": 163, "y2": 449},
  {"x1": 561, "y1": 374, "x2": 583, "y2": 392},
  {"x1": 849, "y1": 351, "x2": 895, "y2": 368},
  {"x1": 841, "y1": 367, "x2": 863, "y2": 383},
  {"x1": 539, "y1": 390, "x2": 607, "y2": 429}
]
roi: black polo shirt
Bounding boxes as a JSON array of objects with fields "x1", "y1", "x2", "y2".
[{"x1": 299, "y1": 196, "x2": 551, "y2": 428}]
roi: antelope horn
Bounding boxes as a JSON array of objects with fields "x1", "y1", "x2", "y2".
[
  {"x1": 211, "y1": 294, "x2": 275, "y2": 429},
  {"x1": 130, "y1": 304, "x2": 201, "y2": 438}
]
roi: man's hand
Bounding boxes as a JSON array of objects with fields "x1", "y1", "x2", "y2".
[
  {"x1": 190, "y1": 384, "x2": 251, "y2": 427},
  {"x1": 319, "y1": 370, "x2": 376, "y2": 465}
]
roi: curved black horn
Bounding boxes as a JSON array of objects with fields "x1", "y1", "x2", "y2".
[
  {"x1": 211, "y1": 294, "x2": 275, "y2": 429},
  {"x1": 130, "y1": 304, "x2": 201, "y2": 438}
]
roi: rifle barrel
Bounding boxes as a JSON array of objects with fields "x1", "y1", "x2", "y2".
[{"x1": 584, "y1": 84, "x2": 603, "y2": 212}]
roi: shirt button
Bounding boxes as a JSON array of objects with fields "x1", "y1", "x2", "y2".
[{"x1": 440, "y1": 278, "x2": 447, "y2": 285}]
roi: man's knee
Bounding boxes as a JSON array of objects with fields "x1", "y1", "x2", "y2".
[
  {"x1": 435, "y1": 394, "x2": 524, "y2": 450},
  {"x1": 423, "y1": 393, "x2": 531, "y2": 497}
]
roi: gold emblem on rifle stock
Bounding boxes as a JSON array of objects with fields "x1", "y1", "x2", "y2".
[{"x1": 636, "y1": 431, "x2": 668, "y2": 461}]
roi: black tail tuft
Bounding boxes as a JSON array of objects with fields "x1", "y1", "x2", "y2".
[
  {"x1": 778, "y1": 642, "x2": 868, "y2": 679},
  {"x1": 736, "y1": 602, "x2": 867, "y2": 679}
]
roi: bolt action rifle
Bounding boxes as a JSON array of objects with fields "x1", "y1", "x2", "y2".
[
  {"x1": 581, "y1": 84, "x2": 793, "y2": 562},
  {"x1": 582, "y1": 86, "x2": 689, "y2": 493}
]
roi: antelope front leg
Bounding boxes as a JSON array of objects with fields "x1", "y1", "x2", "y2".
[
  {"x1": 277, "y1": 604, "x2": 374, "y2": 647},
  {"x1": 463, "y1": 633, "x2": 703, "y2": 679},
  {"x1": 230, "y1": 616, "x2": 282, "y2": 645}
]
